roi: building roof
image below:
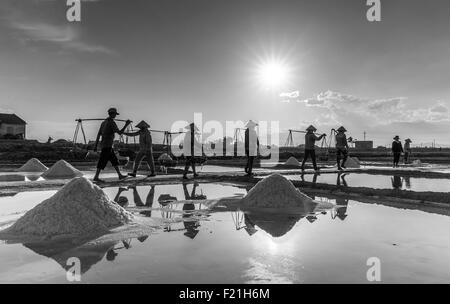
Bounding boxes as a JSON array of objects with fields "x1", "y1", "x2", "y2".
[{"x1": 0, "y1": 113, "x2": 27, "y2": 125}]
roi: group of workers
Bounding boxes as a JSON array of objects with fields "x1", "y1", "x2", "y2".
[{"x1": 91, "y1": 107, "x2": 413, "y2": 182}]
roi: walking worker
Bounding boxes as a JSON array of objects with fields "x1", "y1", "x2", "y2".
[
  {"x1": 335, "y1": 126, "x2": 349, "y2": 170},
  {"x1": 244, "y1": 120, "x2": 260, "y2": 176},
  {"x1": 301, "y1": 125, "x2": 326, "y2": 172},
  {"x1": 404, "y1": 138, "x2": 412, "y2": 164},
  {"x1": 123, "y1": 120, "x2": 156, "y2": 177},
  {"x1": 93, "y1": 107, "x2": 131, "y2": 182},
  {"x1": 183, "y1": 123, "x2": 203, "y2": 179},
  {"x1": 392, "y1": 135, "x2": 404, "y2": 168}
]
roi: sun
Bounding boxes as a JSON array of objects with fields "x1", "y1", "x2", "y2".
[{"x1": 256, "y1": 59, "x2": 290, "y2": 90}]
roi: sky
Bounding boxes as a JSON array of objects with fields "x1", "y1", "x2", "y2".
[{"x1": 1, "y1": 0, "x2": 450, "y2": 147}]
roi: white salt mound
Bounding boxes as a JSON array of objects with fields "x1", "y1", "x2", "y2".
[
  {"x1": 242, "y1": 174, "x2": 315, "y2": 208},
  {"x1": 158, "y1": 153, "x2": 173, "y2": 162},
  {"x1": 16, "y1": 158, "x2": 48, "y2": 172},
  {"x1": 344, "y1": 157, "x2": 360, "y2": 168},
  {"x1": 284, "y1": 156, "x2": 301, "y2": 167},
  {"x1": 412, "y1": 159, "x2": 422, "y2": 166},
  {"x1": 2, "y1": 177, "x2": 133, "y2": 237},
  {"x1": 42, "y1": 160, "x2": 83, "y2": 179}
]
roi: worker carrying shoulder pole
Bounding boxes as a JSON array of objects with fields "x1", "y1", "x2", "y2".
[
  {"x1": 183, "y1": 123, "x2": 202, "y2": 179},
  {"x1": 404, "y1": 138, "x2": 412, "y2": 164},
  {"x1": 335, "y1": 126, "x2": 349, "y2": 171},
  {"x1": 123, "y1": 120, "x2": 156, "y2": 178},
  {"x1": 244, "y1": 120, "x2": 260, "y2": 176},
  {"x1": 93, "y1": 107, "x2": 131, "y2": 183},
  {"x1": 301, "y1": 125, "x2": 326, "y2": 172},
  {"x1": 392, "y1": 135, "x2": 404, "y2": 168}
]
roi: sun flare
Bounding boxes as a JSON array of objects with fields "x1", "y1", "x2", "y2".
[{"x1": 256, "y1": 59, "x2": 291, "y2": 90}]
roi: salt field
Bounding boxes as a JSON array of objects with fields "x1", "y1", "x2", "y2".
[{"x1": 0, "y1": 182, "x2": 450, "y2": 283}]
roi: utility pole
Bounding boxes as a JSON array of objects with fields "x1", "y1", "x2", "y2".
[{"x1": 363, "y1": 131, "x2": 366, "y2": 141}]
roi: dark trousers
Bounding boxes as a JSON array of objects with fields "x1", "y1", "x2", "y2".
[
  {"x1": 97, "y1": 147, "x2": 119, "y2": 170},
  {"x1": 336, "y1": 148, "x2": 348, "y2": 167},
  {"x1": 184, "y1": 156, "x2": 196, "y2": 175},
  {"x1": 245, "y1": 156, "x2": 255, "y2": 174},
  {"x1": 133, "y1": 150, "x2": 155, "y2": 173},
  {"x1": 404, "y1": 152, "x2": 410, "y2": 164},
  {"x1": 301, "y1": 149, "x2": 318, "y2": 170},
  {"x1": 393, "y1": 152, "x2": 401, "y2": 167}
]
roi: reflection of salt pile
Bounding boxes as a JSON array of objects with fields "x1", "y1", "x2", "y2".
[
  {"x1": 42, "y1": 160, "x2": 83, "y2": 179},
  {"x1": 344, "y1": 157, "x2": 360, "y2": 168},
  {"x1": 242, "y1": 174, "x2": 315, "y2": 208},
  {"x1": 284, "y1": 156, "x2": 301, "y2": 167},
  {"x1": 16, "y1": 158, "x2": 48, "y2": 172},
  {"x1": 3, "y1": 177, "x2": 133, "y2": 237}
]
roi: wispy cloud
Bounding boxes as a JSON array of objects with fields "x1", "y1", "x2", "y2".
[{"x1": 6, "y1": 16, "x2": 116, "y2": 55}]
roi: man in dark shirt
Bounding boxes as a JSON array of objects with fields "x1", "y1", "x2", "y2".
[
  {"x1": 391, "y1": 135, "x2": 404, "y2": 168},
  {"x1": 93, "y1": 107, "x2": 131, "y2": 182}
]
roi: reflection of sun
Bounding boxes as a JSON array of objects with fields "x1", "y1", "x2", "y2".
[{"x1": 256, "y1": 58, "x2": 291, "y2": 91}]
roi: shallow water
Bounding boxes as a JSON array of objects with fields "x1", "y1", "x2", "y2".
[
  {"x1": 284, "y1": 173, "x2": 450, "y2": 193},
  {"x1": 0, "y1": 183, "x2": 449, "y2": 283}
]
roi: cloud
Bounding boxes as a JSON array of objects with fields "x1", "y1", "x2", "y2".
[
  {"x1": 6, "y1": 16, "x2": 116, "y2": 55},
  {"x1": 279, "y1": 91, "x2": 301, "y2": 103},
  {"x1": 301, "y1": 90, "x2": 450, "y2": 125}
]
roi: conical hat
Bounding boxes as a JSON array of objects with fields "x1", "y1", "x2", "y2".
[
  {"x1": 337, "y1": 126, "x2": 347, "y2": 132},
  {"x1": 245, "y1": 120, "x2": 258, "y2": 128},
  {"x1": 185, "y1": 123, "x2": 200, "y2": 132},
  {"x1": 405, "y1": 138, "x2": 412, "y2": 143},
  {"x1": 306, "y1": 125, "x2": 317, "y2": 132},
  {"x1": 135, "y1": 120, "x2": 150, "y2": 129}
]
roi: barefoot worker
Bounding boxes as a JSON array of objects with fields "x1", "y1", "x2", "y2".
[
  {"x1": 335, "y1": 126, "x2": 349, "y2": 171},
  {"x1": 392, "y1": 135, "x2": 403, "y2": 168},
  {"x1": 404, "y1": 138, "x2": 412, "y2": 164},
  {"x1": 123, "y1": 120, "x2": 156, "y2": 177},
  {"x1": 183, "y1": 123, "x2": 203, "y2": 179},
  {"x1": 93, "y1": 107, "x2": 131, "y2": 182},
  {"x1": 244, "y1": 120, "x2": 259, "y2": 176},
  {"x1": 301, "y1": 125, "x2": 326, "y2": 172}
]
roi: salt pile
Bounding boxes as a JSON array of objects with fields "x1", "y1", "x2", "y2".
[
  {"x1": 284, "y1": 156, "x2": 301, "y2": 167},
  {"x1": 1, "y1": 177, "x2": 133, "y2": 238},
  {"x1": 344, "y1": 157, "x2": 360, "y2": 168},
  {"x1": 412, "y1": 159, "x2": 422, "y2": 166},
  {"x1": 242, "y1": 174, "x2": 315, "y2": 208},
  {"x1": 41, "y1": 160, "x2": 83, "y2": 179},
  {"x1": 15, "y1": 158, "x2": 48, "y2": 172},
  {"x1": 158, "y1": 153, "x2": 173, "y2": 162}
]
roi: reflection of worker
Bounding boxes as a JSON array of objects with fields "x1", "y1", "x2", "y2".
[
  {"x1": 391, "y1": 175, "x2": 402, "y2": 190},
  {"x1": 335, "y1": 198, "x2": 349, "y2": 221},
  {"x1": 403, "y1": 176, "x2": 411, "y2": 189},
  {"x1": 301, "y1": 125, "x2": 326, "y2": 172},
  {"x1": 113, "y1": 187, "x2": 129, "y2": 207},
  {"x1": 182, "y1": 182, "x2": 207, "y2": 200},
  {"x1": 392, "y1": 136, "x2": 403, "y2": 168},
  {"x1": 130, "y1": 185, "x2": 155, "y2": 207},
  {"x1": 404, "y1": 139, "x2": 412, "y2": 164},
  {"x1": 129, "y1": 185, "x2": 155, "y2": 217},
  {"x1": 124, "y1": 120, "x2": 156, "y2": 177},
  {"x1": 183, "y1": 123, "x2": 203, "y2": 179},
  {"x1": 93, "y1": 107, "x2": 131, "y2": 182},
  {"x1": 105, "y1": 240, "x2": 132, "y2": 261},
  {"x1": 244, "y1": 120, "x2": 260, "y2": 176},
  {"x1": 335, "y1": 126, "x2": 349, "y2": 171},
  {"x1": 336, "y1": 173, "x2": 348, "y2": 187},
  {"x1": 182, "y1": 203, "x2": 200, "y2": 239}
]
